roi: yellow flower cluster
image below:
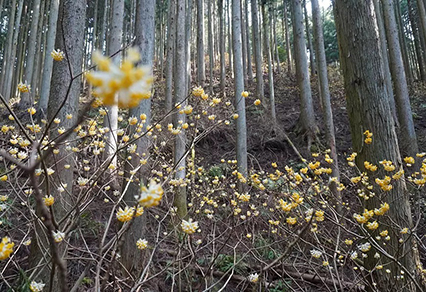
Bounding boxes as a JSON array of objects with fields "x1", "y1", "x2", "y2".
[
  {"x1": 29, "y1": 281, "x2": 45, "y2": 292},
  {"x1": 86, "y1": 48, "x2": 153, "y2": 108},
  {"x1": 136, "y1": 179, "x2": 164, "y2": 208},
  {"x1": 52, "y1": 231, "x2": 65, "y2": 243},
  {"x1": 364, "y1": 161, "x2": 377, "y2": 172},
  {"x1": 380, "y1": 160, "x2": 395, "y2": 172},
  {"x1": 0, "y1": 237, "x2": 14, "y2": 260},
  {"x1": 374, "y1": 202, "x2": 390, "y2": 216},
  {"x1": 404, "y1": 156, "x2": 415, "y2": 166},
  {"x1": 364, "y1": 130, "x2": 372, "y2": 144},
  {"x1": 51, "y1": 49, "x2": 65, "y2": 61},
  {"x1": 43, "y1": 195, "x2": 55, "y2": 207},
  {"x1": 116, "y1": 205, "x2": 144, "y2": 222},
  {"x1": 17, "y1": 82, "x2": 30, "y2": 93},
  {"x1": 136, "y1": 238, "x2": 148, "y2": 250},
  {"x1": 375, "y1": 176, "x2": 392, "y2": 191},
  {"x1": 181, "y1": 218, "x2": 199, "y2": 234}
]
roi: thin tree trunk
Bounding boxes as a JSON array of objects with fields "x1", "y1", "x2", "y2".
[
  {"x1": 186, "y1": 0, "x2": 193, "y2": 92},
  {"x1": 207, "y1": 0, "x2": 214, "y2": 93},
  {"x1": 372, "y1": 0, "x2": 398, "y2": 125},
  {"x1": 227, "y1": 0, "x2": 233, "y2": 76},
  {"x1": 292, "y1": 0, "x2": 317, "y2": 145},
  {"x1": 283, "y1": 0, "x2": 292, "y2": 73},
  {"x1": 196, "y1": 0, "x2": 205, "y2": 85},
  {"x1": 173, "y1": 0, "x2": 188, "y2": 219},
  {"x1": 395, "y1": 0, "x2": 412, "y2": 83},
  {"x1": 245, "y1": 0, "x2": 253, "y2": 82},
  {"x1": 165, "y1": 0, "x2": 176, "y2": 116},
  {"x1": 1, "y1": 0, "x2": 17, "y2": 100},
  {"x1": 21, "y1": 0, "x2": 41, "y2": 105},
  {"x1": 382, "y1": 0, "x2": 419, "y2": 157},
  {"x1": 261, "y1": 2, "x2": 276, "y2": 127},
  {"x1": 311, "y1": 0, "x2": 340, "y2": 208},
  {"x1": 272, "y1": 1, "x2": 281, "y2": 74},
  {"x1": 232, "y1": 0, "x2": 248, "y2": 179},
  {"x1": 303, "y1": 0, "x2": 315, "y2": 75},
  {"x1": 240, "y1": 0, "x2": 247, "y2": 84},
  {"x1": 251, "y1": 0, "x2": 264, "y2": 102},
  {"x1": 39, "y1": 0, "x2": 60, "y2": 116},
  {"x1": 218, "y1": 0, "x2": 226, "y2": 93}
]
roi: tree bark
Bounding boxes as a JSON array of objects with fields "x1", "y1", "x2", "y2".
[
  {"x1": 173, "y1": 0, "x2": 188, "y2": 219},
  {"x1": 39, "y1": 0, "x2": 60, "y2": 116},
  {"x1": 218, "y1": 0, "x2": 226, "y2": 93},
  {"x1": 207, "y1": 0, "x2": 214, "y2": 93},
  {"x1": 283, "y1": 0, "x2": 292, "y2": 73},
  {"x1": 251, "y1": 0, "x2": 264, "y2": 102},
  {"x1": 196, "y1": 0, "x2": 205, "y2": 85},
  {"x1": 334, "y1": 0, "x2": 423, "y2": 290},
  {"x1": 382, "y1": 0, "x2": 419, "y2": 157},
  {"x1": 21, "y1": 0, "x2": 41, "y2": 105},
  {"x1": 261, "y1": 1, "x2": 276, "y2": 127},
  {"x1": 303, "y1": 0, "x2": 316, "y2": 75},
  {"x1": 292, "y1": 0, "x2": 318, "y2": 145},
  {"x1": 1, "y1": 0, "x2": 17, "y2": 101},
  {"x1": 233, "y1": 0, "x2": 248, "y2": 179},
  {"x1": 245, "y1": 0, "x2": 253, "y2": 82},
  {"x1": 165, "y1": 0, "x2": 176, "y2": 117},
  {"x1": 121, "y1": 0, "x2": 155, "y2": 275}
]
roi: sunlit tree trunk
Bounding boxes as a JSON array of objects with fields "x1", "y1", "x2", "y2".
[
  {"x1": 233, "y1": 0, "x2": 248, "y2": 179},
  {"x1": 334, "y1": 1, "x2": 423, "y2": 290},
  {"x1": 173, "y1": 0, "x2": 188, "y2": 219},
  {"x1": 241, "y1": 0, "x2": 248, "y2": 84},
  {"x1": 382, "y1": 0, "x2": 419, "y2": 157},
  {"x1": 245, "y1": 0, "x2": 253, "y2": 82},
  {"x1": 272, "y1": 1, "x2": 281, "y2": 74}
]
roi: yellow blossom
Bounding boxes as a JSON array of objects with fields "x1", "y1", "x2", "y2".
[
  {"x1": 181, "y1": 218, "x2": 199, "y2": 234},
  {"x1": 136, "y1": 179, "x2": 164, "y2": 207},
  {"x1": 51, "y1": 49, "x2": 65, "y2": 61},
  {"x1": 0, "y1": 237, "x2": 14, "y2": 260}
]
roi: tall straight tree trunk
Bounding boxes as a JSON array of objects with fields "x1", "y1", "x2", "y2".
[
  {"x1": 227, "y1": 0, "x2": 233, "y2": 77},
  {"x1": 261, "y1": 1, "x2": 276, "y2": 126},
  {"x1": 272, "y1": 2, "x2": 281, "y2": 74},
  {"x1": 245, "y1": 0, "x2": 253, "y2": 82},
  {"x1": 21, "y1": 0, "x2": 41, "y2": 106},
  {"x1": 31, "y1": 0, "x2": 46, "y2": 96},
  {"x1": 186, "y1": 0, "x2": 193, "y2": 92},
  {"x1": 165, "y1": 0, "x2": 176, "y2": 116},
  {"x1": 232, "y1": 0, "x2": 248, "y2": 179},
  {"x1": 373, "y1": 0, "x2": 398, "y2": 125},
  {"x1": 382, "y1": 0, "x2": 419, "y2": 157},
  {"x1": 303, "y1": 0, "x2": 315, "y2": 75},
  {"x1": 103, "y1": 0, "x2": 124, "y2": 174},
  {"x1": 1, "y1": 0, "x2": 17, "y2": 101},
  {"x1": 240, "y1": 0, "x2": 248, "y2": 84},
  {"x1": 218, "y1": 0, "x2": 226, "y2": 93},
  {"x1": 39, "y1": 0, "x2": 60, "y2": 116},
  {"x1": 173, "y1": 0, "x2": 188, "y2": 219},
  {"x1": 121, "y1": 0, "x2": 155, "y2": 275},
  {"x1": 292, "y1": 0, "x2": 317, "y2": 145},
  {"x1": 311, "y1": 0, "x2": 340, "y2": 204},
  {"x1": 395, "y1": 0, "x2": 412, "y2": 83},
  {"x1": 283, "y1": 0, "x2": 292, "y2": 73},
  {"x1": 251, "y1": 0, "x2": 264, "y2": 102},
  {"x1": 334, "y1": 0, "x2": 423, "y2": 290},
  {"x1": 207, "y1": 0, "x2": 214, "y2": 93},
  {"x1": 196, "y1": 0, "x2": 205, "y2": 85}
]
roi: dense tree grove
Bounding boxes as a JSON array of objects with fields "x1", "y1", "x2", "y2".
[{"x1": 1, "y1": 0, "x2": 426, "y2": 291}]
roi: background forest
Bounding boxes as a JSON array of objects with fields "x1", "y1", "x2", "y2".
[{"x1": 1, "y1": 0, "x2": 426, "y2": 291}]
